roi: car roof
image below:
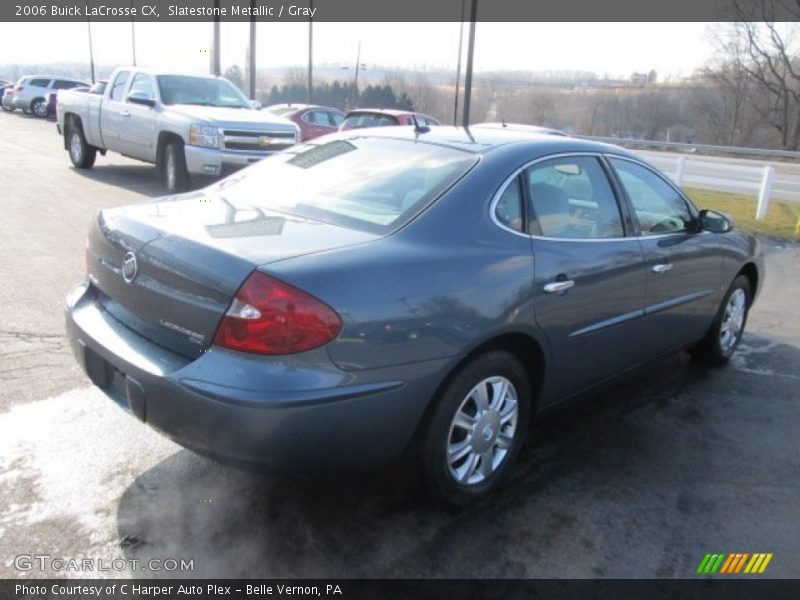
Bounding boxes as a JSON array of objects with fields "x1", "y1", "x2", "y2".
[
  {"x1": 111, "y1": 66, "x2": 225, "y2": 81},
  {"x1": 329, "y1": 125, "x2": 637, "y2": 158},
  {"x1": 345, "y1": 108, "x2": 424, "y2": 117}
]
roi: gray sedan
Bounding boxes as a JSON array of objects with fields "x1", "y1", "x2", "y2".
[{"x1": 65, "y1": 127, "x2": 763, "y2": 506}]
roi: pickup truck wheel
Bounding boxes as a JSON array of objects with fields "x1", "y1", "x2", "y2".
[
  {"x1": 67, "y1": 126, "x2": 97, "y2": 169},
  {"x1": 32, "y1": 99, "x2": 48, "y2": 118},
  {"x1": 162, "y1": 141, "x2": 190, "y2": 193}
]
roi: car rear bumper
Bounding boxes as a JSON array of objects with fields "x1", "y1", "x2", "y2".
[
  {"x1": 183, "y1": 145, "x2": 282, "y2": 176},
  {"x1": 65, "y1": 281, "x2": 444, "y2": 469}
]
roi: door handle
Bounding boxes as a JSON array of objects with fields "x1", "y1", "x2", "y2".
[
  {"x1": 121, "y1": 110, "x2": 131, "y2": 117},
  {"x1": 543, "y1": 280, "x2": 575, "y2": 293},
  {"x1": 652, "y1": 263, "x2": 673, "y2": 274}
]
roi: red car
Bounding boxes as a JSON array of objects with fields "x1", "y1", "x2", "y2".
[
  {"x1": 338, "y1": 109, "x2": 440, "y2": 131},
  {"x1": 264, "y1": 103, "x2": 345, "y2": 141}
]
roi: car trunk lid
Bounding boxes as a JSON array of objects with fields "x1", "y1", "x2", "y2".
[{"x1": 87, "y1": 192, "x2": 377, "y2": 358}]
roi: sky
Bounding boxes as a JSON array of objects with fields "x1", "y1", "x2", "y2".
[{"x1": 0, "y1": 22, "x2": 716, "y2": 80}]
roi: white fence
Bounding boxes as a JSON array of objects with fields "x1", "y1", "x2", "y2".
[
  {"x1": 635, "y1": 152, "x2": 800, "y2": 221},
  {"x1": 580, "y1": 138, "x2": 800, "y2": 219}
]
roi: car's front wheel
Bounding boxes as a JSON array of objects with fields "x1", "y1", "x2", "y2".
[
  {"x1": 692, "y1": 275, "x2": 751, "y2": 366},
  {"x1": 421, "y1": 351, "x2": 531, "y2": 508},
  {"x1": 161, "y1": 140, "x2": 190, "y2": 193}
]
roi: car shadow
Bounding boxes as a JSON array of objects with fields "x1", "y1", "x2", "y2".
[
  {"x1": 114, "y1": 335, "x2": 795, "y2": 578},
  {"x1": 71, "y1": 165, "x2": 213, "y2": 198}
]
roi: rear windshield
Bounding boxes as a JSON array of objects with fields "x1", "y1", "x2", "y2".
[
  {"x1": 343, "y1": 113, "x2": 399, "y2": 129},
  {"x1": 208, "y1": 138, "x2": 477, "y2": 234}
]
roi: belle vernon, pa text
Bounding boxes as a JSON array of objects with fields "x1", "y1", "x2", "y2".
[{"x1": 17, "y1": 584, "x2": 343, "y2": 597}]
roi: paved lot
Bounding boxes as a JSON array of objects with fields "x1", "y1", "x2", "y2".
[{"x1": 1, "y1": 111, "x2": 799, "y2": 579}]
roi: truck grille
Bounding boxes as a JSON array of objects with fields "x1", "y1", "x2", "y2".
[{"x1": 221, "y1": 130, "x2": 296, "y2": 152}]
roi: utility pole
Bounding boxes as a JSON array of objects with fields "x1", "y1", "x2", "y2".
[
  {"x1": 87, "y1": 12, "x2": 96, "y2": 83},
  {"x1": 453, "y1": 0, "x2": 466, "y2": 126},
  {"x1": 248, "y1": 0, "x2": 256, "y2": 99},
  {"x1": 307, "y1": 0, "x2": 313, "y2": 103},
  {"x1": 352, "y1": 41, "x2": 361, "y2": 108},
  {"x1": 211, "y1": 0, "x2": 221, "y2": 76},
  {"x1": 130, "y1": 1, "x2": 137, "y2": 65},
  {"x1": 461, "y1": 0, "x2": 478, "y2": 128}
]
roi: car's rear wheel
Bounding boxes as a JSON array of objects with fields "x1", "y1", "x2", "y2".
[
  {"x1": 692, "y1": 275, "x2": 751, "y2": 366},
  {"x1": 421, "y1": 351, "x2": 531, "y2": 508},
  {"x1": 1, "y1": 101, "x2": 14, "y2": 112},
  {"x1": 31, "y1": 98, "x2": 47, "y2": 118},
  {"x1": 161, "y1": 140, "x2": 190, "y2": 193},
  {"x1": 67, "y1": 125, "x2": 97, "y2": 169}
]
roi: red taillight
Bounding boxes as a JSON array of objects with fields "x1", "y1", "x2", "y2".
[{"x1": 213, "y1": 271, "x2": 342, "y2": 355}]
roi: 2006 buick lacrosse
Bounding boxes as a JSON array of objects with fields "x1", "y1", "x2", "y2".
[{"x1": 66, "y1": 126, "x2": 763, "y2": 505}]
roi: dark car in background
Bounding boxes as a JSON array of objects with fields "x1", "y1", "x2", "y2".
[
  {"x1": 0, "y1": 80, "x2": 12, "y2": 110},
  {"x1": 264, "y1": 103, "x2": 345, "y2": 141},
  {"x1": 65, "y1": 127, "x2": 763, "y2": 506},
  {"x1": 339, "y1": 108, "x2": 440, "y2": 131}
]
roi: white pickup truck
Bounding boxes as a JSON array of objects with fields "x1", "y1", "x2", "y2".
[{"x1": 57, "y1": 67, "x2": 300, "y2": 192}]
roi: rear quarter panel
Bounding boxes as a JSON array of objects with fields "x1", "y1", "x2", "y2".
[{"x1": 262, "y1": 150, "x2": 543, "y2": 373}]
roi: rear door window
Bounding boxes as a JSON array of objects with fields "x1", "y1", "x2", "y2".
[
  {"x1": 53, "y1": 80, "x2": 81, "y2": 90},
  {"x1": 495, "y1": 176, "x2": 524, "y2": 233},
  {"x1": 525, "y1": 156, "x2": 624, "y2": 239}
]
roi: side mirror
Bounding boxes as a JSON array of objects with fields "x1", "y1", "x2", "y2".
[
  {"x1": 249, "y1": 100, "x2": 262, "y2": 110},
  {"x1": 699, "y1": 209, "x2": 733, "y2": 233},
  {"x1": 127, "y1": 91, "x2": 156, "y2": 107}
]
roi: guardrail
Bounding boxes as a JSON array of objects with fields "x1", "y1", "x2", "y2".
[
  {"x1": 581, "y1": 136, "x2": 800, "y2": 220},
  {"x1": 582, "y1": 135, "x2": 800, "y2": 161}
]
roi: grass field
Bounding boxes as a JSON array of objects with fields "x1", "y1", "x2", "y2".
[{"x1": 685, "y1": 188, "x2": 800, "y2": 241}]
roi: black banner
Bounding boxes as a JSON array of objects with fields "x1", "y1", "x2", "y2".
[
  {"x1": 3, "y1": 0, "x2": 800, "y2": 22},
  {"x1": 4, "y1": 580, "x2": 800, "y2": 600}
]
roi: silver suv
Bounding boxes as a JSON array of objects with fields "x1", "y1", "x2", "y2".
[{"x1": 2, "y1": 76, "x2": 87, "y2": 117}]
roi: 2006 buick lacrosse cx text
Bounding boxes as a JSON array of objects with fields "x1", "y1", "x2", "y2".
[{"x1": 65, "y1": 125, "x2": 763, "y2": 506}]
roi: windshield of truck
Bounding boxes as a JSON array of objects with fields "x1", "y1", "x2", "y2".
[{"x1": 156, "y1": 75, "x2": 250, "y2": 109}]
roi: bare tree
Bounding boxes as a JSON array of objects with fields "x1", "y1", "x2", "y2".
[{"x1": 712, "y1": 4, "x2": 800, "y2": 149}]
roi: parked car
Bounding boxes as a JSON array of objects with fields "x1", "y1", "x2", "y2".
[
  {"x1": 4, "y1": 75, "x2": 87, "y2": 116},
  {"x1": 45, "y1": 80, "x2": 105, "y2": 120},
  {"x1": 264, "y1": 103, "x2": 345, "y2": 141},
  {"x1": 474, "y1": 122, "x2": 568, "y2": 137},
  {"x1": 338, "y1": 108, "x2": 440, "y2": 131},
  {"x1": 65, "y1": 126, "x2": 763, "y2": 506},
  {"x1": 57, "y1": 67, "x2": 299, "y2": 192},
  {"x1": 0, "y1": 82, "x2": 12, "y2": 111}
]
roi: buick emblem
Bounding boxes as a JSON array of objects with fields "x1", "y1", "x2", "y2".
[
  {"x1": 122, "y1": 251, "x2": 138, "y2": 283},
  {"x1": 257, "y1": 136, "x2": 272, "y2": 147}
]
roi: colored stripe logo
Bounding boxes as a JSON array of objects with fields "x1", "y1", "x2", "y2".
[{"x1": 697, "y1": 552, "x2": 773, "y2": 574}]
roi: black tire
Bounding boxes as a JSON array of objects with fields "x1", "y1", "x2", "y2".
[
  {"x1": 691, "y1": 275, "x2": 751, "y2": 367},
  {"x1": 31, "y1": 98, "x2": 48, "y2": 118},
  {"x1": 1, "y1": 101, "x2": 14, "y2": 112},
  {"x1": 421, "y1": 351, "x2": 531, "y2": 508},
  {"x1": 160, "y1": 140, "x2": 191, "y2": 193},
  {"x1": 66, "y1": 125, "x2": 97, "y2": 169}
]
